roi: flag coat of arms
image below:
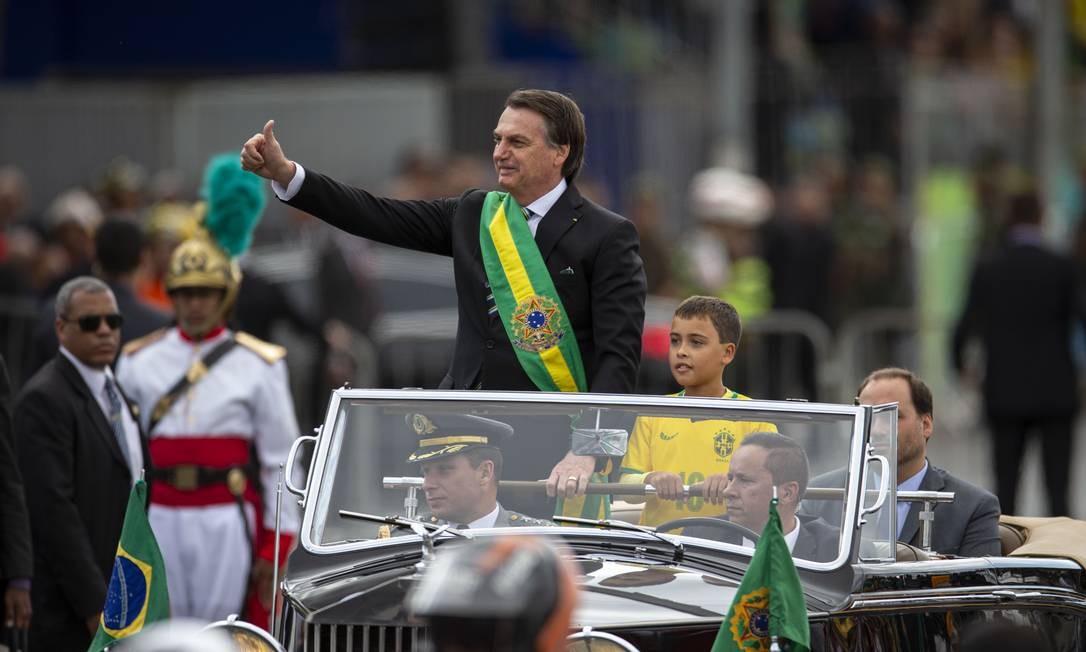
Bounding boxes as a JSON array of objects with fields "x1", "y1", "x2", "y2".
[
  {"x1": 88, "y1": 480, "x2": 170, "y2": 652},
  {"x1": 712, "y1": 498, "x2": 810, "y2": 652}
]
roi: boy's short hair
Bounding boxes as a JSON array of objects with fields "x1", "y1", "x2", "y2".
[{"x1": 674, "y1": 295, "x2": 741, "y2": 345}]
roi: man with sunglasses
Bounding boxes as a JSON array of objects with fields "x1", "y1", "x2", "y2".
[{"x1": 13, "y1": 276, "x2": 148, "y2": 651}]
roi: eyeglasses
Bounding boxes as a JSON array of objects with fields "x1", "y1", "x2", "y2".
[{"x1": 62, "y1": 313, "x2": 124, "y2": 333}]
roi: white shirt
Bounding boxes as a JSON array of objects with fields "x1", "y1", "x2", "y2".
[
  {"x1": 522, "y1": 178, "x2": 567, "y2": 236},
  {"x1": 466, "y1": 503, "x2": 501, "y2": 529},
  {"x1": 59, "y1": 346, "x2": 143, "y2": 484},
  {"x1": 741, "y1": 514, "x2": 801, "y2": 552},
  {"x1": 896, "y1": 460, "x2": 929, "y2": 539},
  {"x1": 272, "y1": 165, "x2": 568, "y2": 237}
]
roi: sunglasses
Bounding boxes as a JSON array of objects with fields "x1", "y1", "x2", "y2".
[{"x1": 63, "y1": 313, "x2": 124, "y2": 333}]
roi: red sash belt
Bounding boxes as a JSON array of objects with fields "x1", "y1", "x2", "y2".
[{"x1": 150, "y1": 435, "x2": 257, "y2": 507}]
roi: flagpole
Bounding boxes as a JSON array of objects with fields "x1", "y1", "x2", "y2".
[
  {"x1": 272, "y1": 463, "x2": 284, "y2": 635},
  {"x1": 770, "y1": 486, "x2": 780, "y2": 652}
]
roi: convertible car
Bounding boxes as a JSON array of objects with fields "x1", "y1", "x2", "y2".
[{"x1": 254, "y1": 388, "x2": 1085, "y2": 651}]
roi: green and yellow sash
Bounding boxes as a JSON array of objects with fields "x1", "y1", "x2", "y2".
[
  {"x1": 479, "y1": 192, "x2": 606, "y2": 520},
  {"x1": 479, "y1": 191, "x2": 587, "y2": 393}
]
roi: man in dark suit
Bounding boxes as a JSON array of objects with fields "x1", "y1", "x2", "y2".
[
  {"x1": 14, "y1": 276, "x2": 147, "y2": 651},
  {"x1": 804, "y1": 368, "x2": 1000, "y2": 557},
  {"x1": 241, "y1": 89, "x2": 647, "y2": 499},
  {"x1": 0, "y1": 354, "x2": 32, "y2": 637},
  {"x1": 953, "y1": 192, "x2": 1085, "y2": 517},
  {"x1": 682, "y1": 432, "x2": 839, "y2": 563}
]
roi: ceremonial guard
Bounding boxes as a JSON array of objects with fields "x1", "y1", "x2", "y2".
[{"x1": 117, "y1": 155, "x2": 299, "y2": 625}]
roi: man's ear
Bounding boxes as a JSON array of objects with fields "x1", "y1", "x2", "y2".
[
  {"x1": 553, "y1": 143, "x2": 569, "y2": 169},
  {"x1": 921, "y1": 412, "x2": 934, "y2": 442},
  {"x1": 479, "y1": 460, "x2": 494, "y2": 483},
  {"x1": 779, "y1": 481, "x2": 800, "y2": 507}
]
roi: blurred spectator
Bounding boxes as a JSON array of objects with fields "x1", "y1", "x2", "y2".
[
  {"x1": 0, "y1": 167, "x2": 39, "y2": 297},
  {"x1": 678, "y1": 167, "x2": 774, "y2": 320},
  {"x1": 624, "y1": 176, "x2": 676, "y2": 297},
  {"x1": 99, "y1": 156, "x2": 148, "y2": 222},
  {"x1": 0, "y1": 354, "x2": 33, "y2": 638},
  {"x1": 831, "y1": 156, "x2": 909, "y2": 323},
  {"x1": 137, "y1": 201, "x2": 199, "y2": 311},
  {"x1": 953, "y1": 191, "x2": 1086, "y2": 517},
  {"x1": 31, "y1": 220, "x2": 172, "y2": 373},
  {"x1": 38, "y1": 188, "x2": 103, "y2": 298},
  {"x1": 762, "y1": 173, "x2": 836, "y2": 400}
]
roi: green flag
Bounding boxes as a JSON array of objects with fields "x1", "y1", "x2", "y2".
[
  {"x1": 712, "y1": 498, "x2": 810, "y2": 652},
  {"x1": 88, "y1": 480, "x2": 170, "y2": 652}
]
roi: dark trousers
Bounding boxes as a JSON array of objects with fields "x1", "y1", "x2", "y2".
[{"x1": 989, "y1": 414, "x2": 1074, "y2": 516}]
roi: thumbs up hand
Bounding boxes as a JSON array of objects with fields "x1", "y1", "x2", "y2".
[{"x1": 240, "y1": 119, "x2": 296, "y2": 186}]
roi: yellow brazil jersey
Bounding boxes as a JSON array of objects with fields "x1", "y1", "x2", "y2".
[{"x1": 619, "y1": 389, "x2": 777, "y2": 526}]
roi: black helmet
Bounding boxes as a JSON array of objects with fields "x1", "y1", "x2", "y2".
[{"x1": 407, "y1": 535, "x2": 577, "y2": 652}]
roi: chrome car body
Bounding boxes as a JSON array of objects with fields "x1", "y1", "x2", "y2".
[{"x1": 274, "y1": 389, "x2": 1086, "y2": 651}]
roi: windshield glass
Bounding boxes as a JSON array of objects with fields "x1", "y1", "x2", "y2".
[{"x1": 304, "y1": 391, "x2": 867, "y2": 569}]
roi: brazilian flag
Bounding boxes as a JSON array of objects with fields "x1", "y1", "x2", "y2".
[
  {"x1": 712, "y1": 498, "x2": 809, "y2": 652},
  {"x1": 88, "y1": 480, "x2": 170, "y2": 652}
]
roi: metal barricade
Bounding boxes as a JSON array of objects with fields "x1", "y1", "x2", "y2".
[{"x1": 835, "y1": 308, "x2": 920, "y2": 403}]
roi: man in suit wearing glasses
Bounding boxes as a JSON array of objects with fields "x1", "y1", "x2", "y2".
[{"x1": 13, "y1": 276, "x2": 147, "y2": 651}]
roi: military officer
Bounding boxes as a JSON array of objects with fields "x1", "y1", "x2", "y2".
[{"x1": 406, "y1": 413, "x2": 551, "y2": 528}]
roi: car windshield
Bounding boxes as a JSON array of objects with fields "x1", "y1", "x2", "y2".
[{"x1": 302, "y1": 390, "x2": 892, "y2": 569}]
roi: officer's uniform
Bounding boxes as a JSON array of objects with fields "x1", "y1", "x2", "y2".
[
  {"x1": 405, "y1": 413, "x2": 552, "y2": 529},
  {"x1": 116, "y1": 228, "x2": 300, "y2": 622}
]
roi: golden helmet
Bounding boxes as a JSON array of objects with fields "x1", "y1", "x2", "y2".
[{"x1": 164, "y1": 234, "x2": 240, "y2": 294}]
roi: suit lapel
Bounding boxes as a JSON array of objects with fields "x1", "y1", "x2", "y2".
[
  {"x1": 901, "y1": 464, "x2": 943, "y2": 546},
  {"x1": 791, "y1": 521, "x2": 814, "y2": 559},
  {"x1": 533, "y1": 184, "x2": 583, "y2": 262},
  {"x1": 55, "y1": 355, "x2": 129, "y2": 470}
]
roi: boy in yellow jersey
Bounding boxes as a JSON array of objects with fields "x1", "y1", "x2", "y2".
[{"x1": 619, "y1": 296, "x2": 776, "y2": 527}]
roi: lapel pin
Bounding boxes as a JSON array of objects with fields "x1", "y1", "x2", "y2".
[{"x1": 560, "y1": 266, "x2": 575, "y2": 275}]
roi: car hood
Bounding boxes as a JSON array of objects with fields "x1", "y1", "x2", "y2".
[{"x1": 286, "y1": 550, "x2": 739, "y2": 628}]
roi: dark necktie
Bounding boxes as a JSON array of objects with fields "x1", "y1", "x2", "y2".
[{"x1": 103, "y1": 377, "x2": 132, "y2": 469}]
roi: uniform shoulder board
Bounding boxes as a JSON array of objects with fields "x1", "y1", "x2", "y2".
[
  {"x1": 121, "y1": 327, "x2": 169, "y2": 357},
  {"x1": 508, "y1": 512, "x2": 554, "y2": 527},
  {"x1": 234, "y1": 331, "x2": 287, "y2": 364}
]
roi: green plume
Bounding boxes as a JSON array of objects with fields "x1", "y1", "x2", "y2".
[{"x1": 200, "y1": 152, "x2": 266, "y2": 257}]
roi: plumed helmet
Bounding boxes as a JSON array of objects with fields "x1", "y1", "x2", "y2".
[
  {"x1": 407, "y1": 536, "x2": 577, "y2": 652},
  {"x1": 165, "y1": 235, "x2": 239, "y2": 293},
  {"x1": 164, "y1": 153, "x2": 266, "y2": 313},
  {"x1": 688, "y1": 167, "x2": 773, "y2": 227}
]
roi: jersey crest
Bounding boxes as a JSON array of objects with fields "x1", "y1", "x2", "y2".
[{"x1": 713, "y1": 428, "x2": 737, "y2": 460}]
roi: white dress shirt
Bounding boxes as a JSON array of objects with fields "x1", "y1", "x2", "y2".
[
  {"x1": 465, "y1": 503, "x2": 501, "y2": 529},
  {"x1": 741, "y1": 514, "x2": 801, "y2": 552},
  {"x1": 59, "y1": 346, "x2": 143, "y2": 484}
]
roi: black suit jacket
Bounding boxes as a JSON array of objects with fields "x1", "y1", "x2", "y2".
[
  {"x1": 802, "y1": 463, "x2": 1001, "y2": 558},
  {"x1": 14, "y1": 354, "x2": 149, "y2": 650},
  {"x1": 953, "y1": 240, "x2": 1086, "y2": 418},
  {"x1": 288, "y1": 171, "x2": 646, "y2": 392},
  {"x1": 0, "y1": 355, "x2": 32, "y2": 584}
]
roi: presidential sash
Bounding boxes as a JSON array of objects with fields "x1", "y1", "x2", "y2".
[{"x1": 479, "y1": 191, "x2": 587, "y2": 393}]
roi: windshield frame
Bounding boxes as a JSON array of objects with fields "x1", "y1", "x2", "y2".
[{"x1": 297, "y1": 389, "x2": 872, "y2": 571}]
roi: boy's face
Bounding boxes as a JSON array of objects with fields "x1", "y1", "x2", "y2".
[{"x1": 669, "y1": 315, "x2": 736, "y2": 391}]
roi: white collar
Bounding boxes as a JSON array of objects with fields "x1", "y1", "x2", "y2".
[
  {"x1": 59, "y1": 346, "x2": 112, "y2": 396},
  {"x1": 741, "y1": 514, "x2": 801, "y2": 552},
  {"x1": 524, "y1": 178, "x2": 568, "y2": 219},
  {"x1": 467, "y1": 503, "x2": 501, "y2": 529}
]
